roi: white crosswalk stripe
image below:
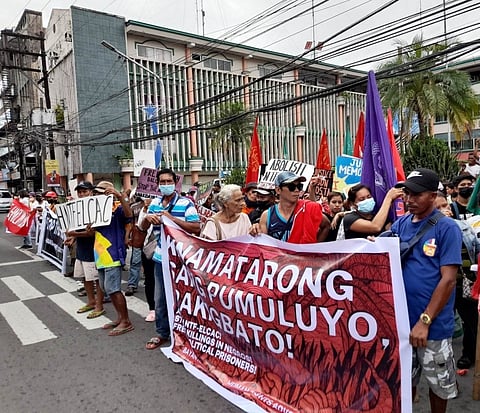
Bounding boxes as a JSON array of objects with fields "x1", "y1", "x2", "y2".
[
  {"x1": 0, "y1": 301, "x2": 57, "y2": 345},
  {"x1": 49, "y1": 292, "x2": 112, "y2": 330},
  {"x1": 0, "y1": 270, "x2": 149, "y2": 346},
  {"x1": 2, "y1": 275, "x2": 44, "y2": 300}
]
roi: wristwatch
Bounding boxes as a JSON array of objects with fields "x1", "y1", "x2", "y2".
[{"x1": 419, "y1": 312, "x2": 432, "y2": 325}]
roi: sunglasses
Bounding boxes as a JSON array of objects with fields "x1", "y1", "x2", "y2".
[{"x1": 282, "y1": 182, "x2": 303, "y2": 192}]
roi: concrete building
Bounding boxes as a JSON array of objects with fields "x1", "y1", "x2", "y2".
[
  {"x1": 3, "y1": 6, "x2": 368, "y2": 192},
  {"x1": 433, "y1": 56, "x2": 480, "y2": 160}
]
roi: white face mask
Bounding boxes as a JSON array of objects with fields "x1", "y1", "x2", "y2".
[{"x1": 356, "y1": 197, "x2": 376, "y2": 213}]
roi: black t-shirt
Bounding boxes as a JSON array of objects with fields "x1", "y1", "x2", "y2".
[
  {"x1": 343, "y1": 211, "x2": 386, "y2": 239},
  {"x1": 450, "y1": 201, "x2": 473, "y2": 220}
]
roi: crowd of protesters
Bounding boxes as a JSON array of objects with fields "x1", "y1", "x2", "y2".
[{"x1": 8, "y1": 157, "x2": 480, "y2": 413}]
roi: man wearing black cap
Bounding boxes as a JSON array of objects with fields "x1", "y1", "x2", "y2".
[{"x1": 392, "y1": 168, "x2": 462, "y2": 413}]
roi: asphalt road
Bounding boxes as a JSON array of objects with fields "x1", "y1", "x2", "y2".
[{"x1": 0, "y1": 212, "x2": 479, "y2": 413}]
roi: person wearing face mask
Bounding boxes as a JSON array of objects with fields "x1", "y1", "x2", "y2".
[
  {"x1": 138, "y1": 167, "x2": 201, "y2": 350},
  {"x1": 248, "y1": 186, "x2": 276, "y2": 224},
  {"x1": 450, "y1": 174, "x2": 475, "y2": 220},
  {"x1": 343, "y1": 183, "x2": 403, "y2": 239}
]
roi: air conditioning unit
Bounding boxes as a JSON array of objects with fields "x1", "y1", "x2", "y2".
[{"x1": 474, "y1": 119, "x2": 480, "y2": 129}]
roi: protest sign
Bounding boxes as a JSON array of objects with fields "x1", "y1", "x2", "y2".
[
  {"x1": 333, "y1": 155, "x2": 362, "y2": 194},
  {"x1": 136, "y1": 167, "x2": 183, "y2": 198},
  {"x1": 55, "y1": 195, "x2": 113, "y2": 232},
  {"x1": 160, "y1": 220, "x2": 411, "y2": 413},
  {"x1": 133, "y1": 148, "x2": 155, "y2": 177},
  {"x1": 312, "y1": 169, "x2": 334, "y2": 201},
  {"x1": 37, "y1": 209, "x2": 68, "y2": 273},
  {"x1": 259, "y1": 159, "x2": 315, "y2": 190}
]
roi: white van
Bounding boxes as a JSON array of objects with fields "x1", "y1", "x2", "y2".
[{"x1": 0, "y1": 190, "x2": 13, "y2": 212}]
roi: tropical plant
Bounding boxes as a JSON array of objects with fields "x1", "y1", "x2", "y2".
[
  {"x1": 113, "y1": 144, "x2": 133, "y2": 160},
  {"x1": 401, "y1": 137, "x2": 459, "y2": 182},
  {"x1": 378, "y1": 35, "x2": 479, "y2": 141},
  {"x1": 209, "y1": 102, "x2": 255, "y2": 168},
  {"x1": 224, "y1": 167, "x2": 246, "y2": 186}
]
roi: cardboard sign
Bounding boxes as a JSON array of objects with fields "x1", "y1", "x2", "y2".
[
  {"x1": 333, "y1": 155, "x2": 362, "y2": 194},
  {"x1": 313, "y1": 169, "x2": 334, "y2": 201},
  {"x1": 55, "y1": 195, "x2": 113, "y2": 232},
  {"x1": 259, "y1": 159, "x2": 315, "y2": 190},
  {"x1": 136, "y1": 167, "x2": 183, "y2": 198}
]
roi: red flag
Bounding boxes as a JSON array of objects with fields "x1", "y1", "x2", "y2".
[
  {"x1": 316, "y1": 128, "x2": 331, "y2": 170},
  {"x1": 245, "y1": 116, "x2": 262, "y2": 184},
  {"x1": 353, "y1": 112, "x2": 365, "y2": 158},
  {"x1": 4, "y1": 198, "x2": 36, "y2": 236},
  {"x1": 387, "y1": 108, "x2": 405, "y2": 182}
]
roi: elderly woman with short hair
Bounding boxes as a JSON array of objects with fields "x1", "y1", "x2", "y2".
[{"x1": 200, "y1": 184, "x2": 251, "y2": 240}]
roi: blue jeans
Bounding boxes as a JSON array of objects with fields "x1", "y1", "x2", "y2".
[
  {"x1": 127, "y1": 247, "x2": 142, "y2": 287},
  {"x1": 154, "y1": 261, "x2": 170, "y2": 339}
]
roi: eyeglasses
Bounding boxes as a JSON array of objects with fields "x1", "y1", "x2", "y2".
[{"x1": 282, "y1": 182, "x2": 303, "y2": 192}]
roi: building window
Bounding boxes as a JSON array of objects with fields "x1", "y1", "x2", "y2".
[
  {"x1": 137, "y1": 45, "x2": 173, "y2": 62},
  {"x1": 259, "y1": 64, "x2": 282, "y2": 79},
  {"x1": 203, "y1": 56, "x2": 232, "y2": 72}
]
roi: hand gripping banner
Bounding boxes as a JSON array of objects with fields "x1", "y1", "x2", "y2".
[{"x1": 160, "y1": 218, "x2": 411, "y2": 413}]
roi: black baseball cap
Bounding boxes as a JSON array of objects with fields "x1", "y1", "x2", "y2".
[
  {"x1": 75, "y1": 181, "x2": 95, "y2": 191},
  {"x1": 395, "y1": 168, "x2": 439, "y2": 193}
]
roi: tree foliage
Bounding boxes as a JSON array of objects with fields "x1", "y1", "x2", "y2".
[
  {"x1": 401, "y1": 137, "x2": 459, "y2": 182},
  {"x1": 209, "y1": 102, "x2": 255, "y2": 167},
  {"x1": 224, "y1": 167, "x2": 246, "y2": 186},
  {"x1": 378, "y1": 35, "x2": 479, "y2": 141}
]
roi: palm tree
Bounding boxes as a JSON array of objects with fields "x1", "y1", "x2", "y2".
[
  {"x1": 209, "y1": 102, "x2": 255, "y2": 168},
  {"x1": 378, "y1": 35, "x2": 479, "y2": 142}
]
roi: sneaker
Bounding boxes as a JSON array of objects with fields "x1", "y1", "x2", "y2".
[
  {"x1": 145, "y1": 310, "x2": 155, "y2": 322},
  {"x1": 20, "y1": 244, "x2": 33, "y2": 249},
  {"x1": 125, "y1": 286, "x2": 136, "y2": 296}
]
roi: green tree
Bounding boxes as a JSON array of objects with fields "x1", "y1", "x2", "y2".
[
  {"x1": 209, "y1": 102, "x2": 255, "y2": 168},
  {"x1": 224, "y1": 168, "x2": 246, "y2": 186},
  {"x1": 378, "y1": 35, "x2": 479, "y2": 141},
  {"x1": 401, "y1": 137, "x2": 459, "y2": 182}
]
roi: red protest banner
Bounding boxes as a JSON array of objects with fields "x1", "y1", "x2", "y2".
[
  {"x1": 160, "y1": 221, "x2": 411, "y2": 413},
  {"x1": 4, "y1": 198, "x2": 36, "y2": 236}
]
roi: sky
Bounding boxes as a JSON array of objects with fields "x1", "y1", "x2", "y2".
[{"x1": 1, "y1": 0, "x2": 479, "y2": 71}]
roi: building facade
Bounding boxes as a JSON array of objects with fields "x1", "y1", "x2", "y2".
[{"x1": 3, "y1": 6, "x2": 367, "y2": 192}]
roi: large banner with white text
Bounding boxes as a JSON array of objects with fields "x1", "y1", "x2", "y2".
[{"x1": 160, "y1": 220, "x2": 411, "y2": 413}]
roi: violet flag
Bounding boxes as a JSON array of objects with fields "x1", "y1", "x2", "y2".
[
  {"x1": 361, "y1": 71, "x2": 397, "y2": 221},
  {"x1": 155, "y1": 138, "x2": 162, "y2": 169}
]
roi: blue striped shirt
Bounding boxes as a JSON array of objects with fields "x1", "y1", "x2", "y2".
[{"x1": 147, "y1": 193, "x2": 200, "y2": 262}]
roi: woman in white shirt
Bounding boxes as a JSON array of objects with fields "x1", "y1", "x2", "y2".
[{"x1": 201, "y1": 184, "x2": 251, "y2": 240}]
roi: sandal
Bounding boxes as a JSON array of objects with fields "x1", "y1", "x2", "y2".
[
  {"x1": 87, "y1": 309, "x2": 106, "y2": 319},
  {"x1": 145, "y1": 336, "x2": 168, "y2": 350},
  {"x1": 102, "y1": 321, "x2": 119, "y2": 330},
  {"x1": 108, "y1": 325, "x2": 134, "y2": 336},
  {"x1": 77, "y1": 304, "x2": 94, "y2": 314}
]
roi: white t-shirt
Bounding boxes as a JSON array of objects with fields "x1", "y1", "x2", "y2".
[{"x1": 201, "y1": 213, "x2": 251, "y2": 240}]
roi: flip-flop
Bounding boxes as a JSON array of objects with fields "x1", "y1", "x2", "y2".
[
  {"x1": 77, "y1": 304, "x2": 94, "y2": 314},
  {"x1": 145, "y1": 336, "x2": 168, "y2": 350},
  {"x1": 102, "y1": 321, "x2": 119, "y2": 330},
  {"x1": 87, "y1": 309, "x2": 106, "y2": 319},
  {"x1": 108, "y1": 325, "x2": 134, "y2": 336}
]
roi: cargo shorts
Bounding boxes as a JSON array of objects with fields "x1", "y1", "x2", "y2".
[{"x1": 412, "y1": 338, "x2": 458, "y2": 400}]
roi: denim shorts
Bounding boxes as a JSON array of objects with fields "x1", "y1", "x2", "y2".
[
  {"x1": 412, "y1": 338, "x2": 458, "y2": 399},
  {"x1": 97, "y1": 266, "x2": 122, "y2": 295}
]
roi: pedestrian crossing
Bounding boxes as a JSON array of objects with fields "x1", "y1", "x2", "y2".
[{"x1": 0, "y1": 270, "x2": 149, "y2": 346}]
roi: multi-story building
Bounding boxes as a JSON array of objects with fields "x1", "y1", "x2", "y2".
[{"x1": 4, "y1": 6, "x2": 368, "y2": 192}]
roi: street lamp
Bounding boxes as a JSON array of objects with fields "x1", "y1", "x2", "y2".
[{"x1": 100, "y1": 40, "x2": 170, "y2": 167}]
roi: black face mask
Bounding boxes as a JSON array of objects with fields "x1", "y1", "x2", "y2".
[{"x1": 459, "y1": 187, "x2": 473, "y2": 198}]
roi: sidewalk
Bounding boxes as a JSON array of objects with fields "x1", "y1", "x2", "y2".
[{"x1": 415, "y1": 336, "x2": 479, "y2": 412}]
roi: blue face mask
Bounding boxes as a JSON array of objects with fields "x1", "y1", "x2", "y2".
[
  {"x1": 159, "y1": 184, "x2": 175, "y2": 196},
  {"x1": 357, "y1": 197, "x2": 376, "y2": 214}
]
